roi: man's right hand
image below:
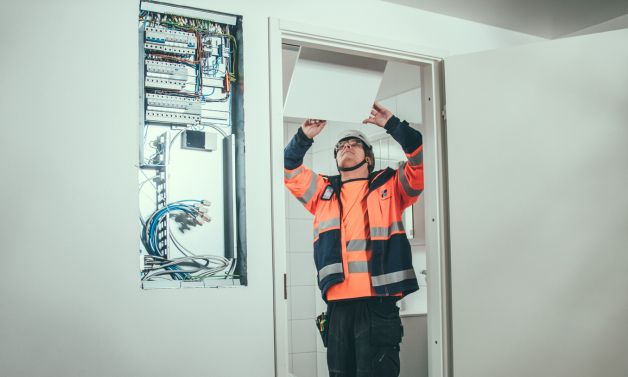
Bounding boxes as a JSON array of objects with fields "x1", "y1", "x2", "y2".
[{"x1": 301, "y1": 119, "x2": 327, "y2": 139}]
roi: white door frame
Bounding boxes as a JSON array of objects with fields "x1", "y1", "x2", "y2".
[{"x1": 268, "y1": 18, "x2": 451, "y2": 377}]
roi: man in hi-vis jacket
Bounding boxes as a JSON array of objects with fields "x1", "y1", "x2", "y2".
[{"x1": 284, "y1": 102, "x2": 424, "y2": 377}]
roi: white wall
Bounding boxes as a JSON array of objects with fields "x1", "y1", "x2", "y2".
[
  {"x1": 444, "y1": 29, "x2": 628, "y2": 377},
  {"x1": 0, "y1": 1, "x2": 543, "y2": 376}
]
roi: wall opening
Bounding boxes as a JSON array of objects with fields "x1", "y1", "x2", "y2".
[{"x1": 281, "y1": 42, "x2": 431, "y2": 377}]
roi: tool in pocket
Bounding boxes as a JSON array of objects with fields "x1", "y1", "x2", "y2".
[{"x1": 315, "y1": 311, "x2": 329, "y2": 347}]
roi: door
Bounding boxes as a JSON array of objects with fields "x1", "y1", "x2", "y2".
[{"x1": 444, "y1": 29, "x2": 628, "y2": 377}]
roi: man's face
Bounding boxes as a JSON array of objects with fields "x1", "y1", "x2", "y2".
[{"x1": 335, "y1": 138, "x2": 366, "y2": 168}]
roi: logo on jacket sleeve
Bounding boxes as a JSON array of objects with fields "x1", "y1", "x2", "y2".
[{"x1": 321, "y1": 185, "x2": 334, "y2": 200}]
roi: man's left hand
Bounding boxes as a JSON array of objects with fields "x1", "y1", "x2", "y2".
[{"x1": 362, "y1": 102, "x2": 393, "y2": 128}]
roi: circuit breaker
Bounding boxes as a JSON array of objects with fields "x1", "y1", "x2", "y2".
[{"x1": 137, "y1": 2, "x2": 245, "y2": 289}]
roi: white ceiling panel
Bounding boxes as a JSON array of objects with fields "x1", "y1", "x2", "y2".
[
  {"x1": 283, "y1": 47, "x2": 387, "y2": 123},
  {"x1": 376, "y1": 60, "x2": 422, "y2": 100}
]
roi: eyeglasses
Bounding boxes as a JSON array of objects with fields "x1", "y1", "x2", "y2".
[{"x1": 334, "y1": 139, "x2": 364, "y2": 153}]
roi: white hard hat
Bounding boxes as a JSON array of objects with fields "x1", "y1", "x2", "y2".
[
  {"x1": 336, "y1": 129, "x2": 372, "y2": 150},
  {"x1": 334, "y1": 129, "x2": 376, "y2": 173}
]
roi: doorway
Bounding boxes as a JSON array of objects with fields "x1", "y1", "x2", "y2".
[{"x1": 269, "y1": 19, "x2": 451, "y2": 377}]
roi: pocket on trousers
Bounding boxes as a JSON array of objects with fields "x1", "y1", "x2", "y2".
[
  {"x1": 368, "y1": 301, "x2": 403, "y2": 346},
  {"x1": 372, "y1": 346, "x2": 401, "y2": 377}
]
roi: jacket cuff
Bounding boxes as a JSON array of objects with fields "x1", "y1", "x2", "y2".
[
  {"x1": 384, "y1": 115, "x2": 401, "y2": 133},
  {"x1": 384, "y1": 116, "x2": 422, "y2": 154},
  {"x1": 296, "y1": 127, "x2": 314, "y2": 147}
]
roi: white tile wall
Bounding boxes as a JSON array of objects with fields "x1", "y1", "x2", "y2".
[
  {"x1": 285, "y1": 116, "x2": 314, "y2": 359},
  {"x1": 395, "y1": 88, "x2": 422, "y2": 124},
  {"x1": 378, "y1": 88, "x2": 422, "y2": 125},
  {"x1": 315, "y1": 330, "x2": 326, "y2": 354},
  {"x1": 291, "y1": 319, "x2": 317, "y2": 353},
  {"x1": 287, "y1": 286, "x2": 294, "y2": 320},
  {"x1": 286, "y1": 121, "x2": 322, "y2": 377},
  {"x1": 312, "y1": 150, "x2": 328, "y2": 175},
  {"x1": 289, "y1": 219, "x2": 314, "y2": 252},
  {"x1": 285, "y1": 122, "x2": 301, "y2": 144},
  {"x1": 290, "y1": 285, "x2": 317, "y2": 320},
  {"x1": 317, "y1": 352, "x2": 329, "y2": 377},
  {"x1": 378, "y1": 96, "x2": 397, "y2": 115},
  {"x1": 289, "y1": 253, "x2": 316, "y2": 286},
  {"x1": 399, "y1": 316, "x2": 429, "y2": 377},
  {"x1": 412, "y1": 245, "x2": 427, "y2": 279},
  {"x1": 372, "y1": 139, "x2": 389, "y2": 171},
  {"x1": 329, "y1": 155, "x2": 339, "y2": 176},
  {"x1": 311, "y1": 126, "x2": 332, "y2": 154},
  {"x1": 288, "y1": 315, "x2": 294, "y2": 353},
  {"x1": 292, "y1": 352, "x2": 318, "y2": 377},
  {"x1": 286, "y1": 190, "x2": 314, "y2": 220}
]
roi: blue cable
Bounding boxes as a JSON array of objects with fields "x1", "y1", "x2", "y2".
[
  {"x1": 143, "y1": 200, "x2": 208, "y2": 279},
  {"x1": 147, "y1": 203, "x2": 200, "y2": 255}
]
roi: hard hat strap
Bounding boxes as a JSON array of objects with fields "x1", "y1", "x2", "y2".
[{"x1": 337, "y1": 159, "x2": 367, "y2": 172}]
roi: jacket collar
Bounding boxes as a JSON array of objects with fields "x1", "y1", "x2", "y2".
[{"x1": 326, "y1": 168, "x2": 395, "y2": 194}]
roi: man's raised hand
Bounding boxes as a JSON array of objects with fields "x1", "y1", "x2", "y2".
[
  {"x1": 362, "y1": 102, "x2": 393, "y2": 128},
  {"x1": 301, "y1": 119, "x2": 327, "y2": 139}
]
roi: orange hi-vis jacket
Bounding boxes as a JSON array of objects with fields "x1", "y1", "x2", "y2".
[
  {"x1": 284, "y1": 116, "x2": 424, "y2": 300},
  {"x1": 325, "y1": 179, "x2": 376, "y2": 301}
]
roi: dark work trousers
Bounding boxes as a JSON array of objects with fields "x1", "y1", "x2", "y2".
[{"x1": 326, "y1": 297, "x2": 403, "y2": 377}]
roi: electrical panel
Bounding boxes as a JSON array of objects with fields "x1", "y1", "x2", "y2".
[{"x1": 138, "y1": 2, "x2": 245, "y2": 289}]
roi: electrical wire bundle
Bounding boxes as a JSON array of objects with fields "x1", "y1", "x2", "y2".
[
  {"x1": 139, "y1": 11, "x2": 237, "y2": 101},
  {"x1": 141, "y1": 200, "x2": 232, "y2": 281}
]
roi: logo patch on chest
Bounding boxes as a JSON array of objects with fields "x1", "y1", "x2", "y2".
[
  {"x1": 381, "y1": 188, "x2": 388, "y2": 199},
  {"x1": 321, "y1": 185, "x2": 334, "y2": 200}
]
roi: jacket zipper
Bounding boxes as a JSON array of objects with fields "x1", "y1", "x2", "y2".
[
  {"x1": 333, "y1": 182, "x2": 344, "y2": 282},
  {"x1": 367, "y1": 171, "x2": 390, "y2": 295}
]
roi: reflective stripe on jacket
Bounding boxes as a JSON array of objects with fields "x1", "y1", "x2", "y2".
[{"x1": 284, "y1": 117, "x2": 424, "y2": 300}]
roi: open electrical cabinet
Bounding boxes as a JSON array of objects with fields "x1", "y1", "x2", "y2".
[{"x1": 137, "y1": 1, "x2": 246, "y2": 289}]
